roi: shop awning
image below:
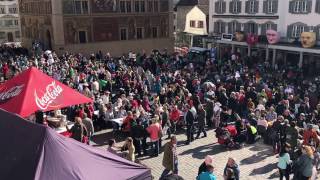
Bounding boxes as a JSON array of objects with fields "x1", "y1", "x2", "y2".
[{"x1": 0, "y1": 67, "x2": 93, "y2": 117}]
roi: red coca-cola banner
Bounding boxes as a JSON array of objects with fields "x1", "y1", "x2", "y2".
[{"x1": 0, "y1": 67, "x2": 93, "y2": 117}]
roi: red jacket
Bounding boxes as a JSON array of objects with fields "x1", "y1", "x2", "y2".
[
  {"x1": 303, "y1": 130, "x2": 319, "y2": 146},
  {"x1": 170, "y1": 109, "x2": 181, "y2": 122}
]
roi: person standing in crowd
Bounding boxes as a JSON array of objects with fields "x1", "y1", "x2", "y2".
[
  {"x1": 293, "y1": 145, "x2": 314, "y2": 180},
  {"x1": 131, "y1": 118, "x2": 147, "y2": 157},
  {"x1": 197, "y1": 164, "x2": 217, "y2": 180},
  {"x1": 198, "y1": 155, "x2": 213, "y2": 175},
  {"x1": 121, "y1": 137, "x2": 135, "y2": 162},
  {"x1": 196, "y1": 104, "x2": 207, "y2": 139},
  {"x1": 277, "y1": 143, "x2": 292, "y2": 180},
  {"x1": 285, "y1": 121, "x2": 299, "y2": 159},
  {"x1": 185, "y1": 105, "x2": 195, "y2": 145},
  {"x1": 82, "y1": 113, "x2": 94, "y2": 145},
  {"x1": 160, "y1": 136, "x2": 178, "y2": 179},
  {"x1": 66, "y1": 117, "x2": 87, "y2": 143},
  {"x1": 146, "y1": 116, "x2": 162, "y2": 157},
  {"x1": 223, "y1": 158, "x2": 240, "y2": 180}
]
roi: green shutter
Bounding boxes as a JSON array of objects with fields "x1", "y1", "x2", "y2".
[
  {"x1": 287, "y1": 25, "x2": 293, "y2": 39},
  {"x1": 263, "y1": 0, "x2": 267, "y2": 13},
  {"x1": 261, "y1": 24, "x2": 267, "y2": 35},
  {"x1": 289, "y1": 1, "x2": 294, "y2": 13},
  {"x1": 215, "y1": 2, "x2": 219, "y2": 13},
  {"x1": 307, "y1": 0, "x2": 312, "y2": 13},
  {"x1": 254, "y1": 0, "x2": 259, "y2": 13},
  {"x1": 230, "y1": 1, "x2": 234, "y2": 13},
  {"x1": 222, "y1": 1, "x2": 227, "y2": 13},
  {"x1": 316, "y1": 0, "x2": 320, "y2": 13},
  {"x1": 271, "y1": 24, "x2": 277, "y2": 31},
  {"x1": 228, "y1": 22, "x2": 232, "y2": 33},
  {"x1": 238, "y1": 1, "x2": 242, "y2": 13},
  {"x1": 245, "y1": 1, "x2": 250, "y2": 13}
]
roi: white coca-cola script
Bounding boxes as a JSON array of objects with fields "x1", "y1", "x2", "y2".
[
  {"x1": 34, "y1": 81, "x2": 63, "y2": 110},
  {"x1": 0, "y1": 84, "x2": 24, "y2": 102}
]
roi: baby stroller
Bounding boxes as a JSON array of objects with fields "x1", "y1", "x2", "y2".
[{"x1": 215, "y1": 125, "x2": 241, "y2": 149}]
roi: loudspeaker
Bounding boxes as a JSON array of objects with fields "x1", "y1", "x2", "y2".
[{"x1": 35, "y1": 111, "x2": 44, "y2": 124}]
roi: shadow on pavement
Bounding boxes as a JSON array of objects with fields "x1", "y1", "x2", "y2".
[
  {"x1": 179, "y1": 143, "x2": 227, "y2": 159},
  {"x1": 249, "y1": 162, "x2": 277, "y2": 175},
  {"x1": 240, "y1": 148, "x2": 273, "y2": 165}
]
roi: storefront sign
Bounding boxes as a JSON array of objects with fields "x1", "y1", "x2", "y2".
[
  {"x1": 266, "y1": 30, "x2": 280, "y2": 44},
  {"x1": 300, "y1": 32, "x2": 316, "y2": 48},
  {"x1": 221, "y1": 33, "x2": 233, "y2": 41},
  {"x1": 0, "y1": 85, "x2": 24, "y2": 103},
  {"x1": 34, "y1": 81, "x2": 63, "y2": 110}
]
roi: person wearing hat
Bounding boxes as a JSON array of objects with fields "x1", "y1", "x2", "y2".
[{"x1": 198, "y1": 155, "x2": 213, "y2": 175}]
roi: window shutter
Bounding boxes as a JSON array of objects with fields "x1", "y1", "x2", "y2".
[
  {"x1": 244, "y1": 23, "x2": 249, "y2": 33},
  {"x1": 263, "y1": 0, "x2": 267, "y2": 13},
  {"x1": 316, "y1": 0, "x2": 320, "y2": 13},
  {"x1": 245, "y1": 1, "x2": 250, "y2": 13},
  {"x1": 214, "y1": 22, "x2": 219, "y2": 33},
  {"x1": 273, "y1": 0, "x2": 278, "y2": 13},
  {"x1": 215, "y1": 2, "x2": 219, "y2": 13},
  {"x1": 228, "y1": 22, "x2": 232, "y2": 33},
  {"x1": 230, "y1": 1, "x2": 234, "y2": 14},
  {"x1": 289, "y1": 1, "x2": 294, "y2": 13},
  {"x1": 221, "y1": 22, "x2": 226, "y2": 33},
  {"x1": 222, "y1": 1, "x2": 226, "y2": 13},
  {"x1": 304, "y1": 26, "x2": 311, "y2": 32},
  {"x1": 287, "y1": 25, "x2": 293, "y2": 39},
  {"x1": 307, "y1": 0, "x2": 312, "y2": 13},
  {"x1": 254, "y1": 23, "x2": 259, "y2": 34},
  {"x1": 254, "y1": 0, "x2": 259, "y2": 13},
  {"x1": 238, "y1": 1, "x2": 242, "y2": 13},
  {"x1": 271, "y1": 24, "x2": 277, "y2": 31},
  {"x1": 261, "y1": 24, "x2": 267, "y2": 35}
]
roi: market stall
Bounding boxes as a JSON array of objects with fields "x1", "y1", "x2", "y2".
[
  {"x1": 0, "y1": 109, "x2": 152, "y2": 180},
  {"x1": 0, "y1": 67, "x2": 93, "y2": 134}
]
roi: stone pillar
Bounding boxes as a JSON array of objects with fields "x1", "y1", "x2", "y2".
[
  {"x1": 272, "y1": 48, "x2": 276, "y2": 68},
  {"x1": 298, "y1": 51, "x2": 303, "y2": 68}
]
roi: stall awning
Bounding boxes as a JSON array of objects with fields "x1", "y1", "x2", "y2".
[{"x1": 0, "y1": 67, "x2": 93, "y2": 117}]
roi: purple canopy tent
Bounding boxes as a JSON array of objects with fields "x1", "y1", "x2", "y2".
[{"x1": 0, "y1": 109, "x2": 152, "y2": 180}]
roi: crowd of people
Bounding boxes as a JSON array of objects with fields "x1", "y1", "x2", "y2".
[{"x1": 1, "y1": 44, "x2": 320, "y2": 180}]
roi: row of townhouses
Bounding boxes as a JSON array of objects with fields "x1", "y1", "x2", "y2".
[{"x1": 0, "y1": 0, "x2": 20, "y2": 43}]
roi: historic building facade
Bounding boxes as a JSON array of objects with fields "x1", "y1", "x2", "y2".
[
  {"x1": 0, "y1": 0, "x2": 20, "y2": 43},
  {"x1": 209, "y1": 0, "x2": 320, "y2": 70},
  {"x1": 19, "y1": 0, "x2": 174, "y2": 55}
]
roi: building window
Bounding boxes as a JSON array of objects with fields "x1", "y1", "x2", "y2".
[
  {"x1": 316, "y1": 0, "x2": 320, "y2": 13},
  {"x1": 74, "y1": 0, "x2": 89, "y2": 14},
  {"x1": 230, "y1": 0, "x2": 241, "y2": 14},
  {"x1": 15, "y1": 31, "x2": 20, "y2": 38},
  {"x1": 148, "y1": 0, "x2": 153, "y2": 12},
  {"x1": 0, "y1": 7, "x2": 5, "y2": 14},
  {"x1": 140, "y1": 1, "x2": 145, "y2": 12},
  {"x1": 197, "y1": 21, "x2": 204, "y2": 28},
  {"x1": 14, "y1": 20, "x2": 18, "y2": 26},
  {"x1": 136, "y1": 27, "x2": 143, "y2": 39},
  {"x1": 215, "y1": 0, "x2": 226, "y2": 14},
  {"x1": 289, "y1": 0, "x2": 311, "y2": 14},
  {"x1": 292, "y1": 25, "x2": 305, "y2": 38},
  {"x1": 246, "y1": 0, "x2": 259, "y2": 14},
  {"x1": 263, "y1": 0, "x2": 278, "y2": 14},
  {"x1": 4, "y1": 20, "x2": 13, "y2": 26},
  {"x1": 190, "y1": 20, "x2": 196, "y2": 28},
  {"x1": 120, "y1": 1, "x2": 126, "y2": 12},
  {"x1": 120, "y1": 28, "x2": 127, "y2": 40},
  {"x1": 228, "y1": 21, "x2": 240, "y2": 34},
  {"x1": 135, "y1": 1, "x2": 140, "y2": 12},
  {"x1": 126, "y1": 1, "x2": 132, "y2": 12},
  {"x1": 0, "y1": 32, "x2": 5, "y2": 39},
  {"x1": 214, "y1": 21, "x2": 225, "y2": 34},
  {"x1": 152, "y1": 27, "x2": 158, "y2": 38},
  {"x1": 153, "y1": 1, "x2": 159, "y2": 12},
  {"x1": 78, "y1": 31, "x2": 87, "y2": 43},
  {"x1": 9, "y1": 7, "x2": 17, "y2": 14}
]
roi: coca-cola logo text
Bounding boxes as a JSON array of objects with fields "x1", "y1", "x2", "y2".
[
  {"x1": 0, "y1": 85, "x2": 24, "y2": 103},
  {"x1": 34, "y1": 81, "x2": 63, "y2": 110}
]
